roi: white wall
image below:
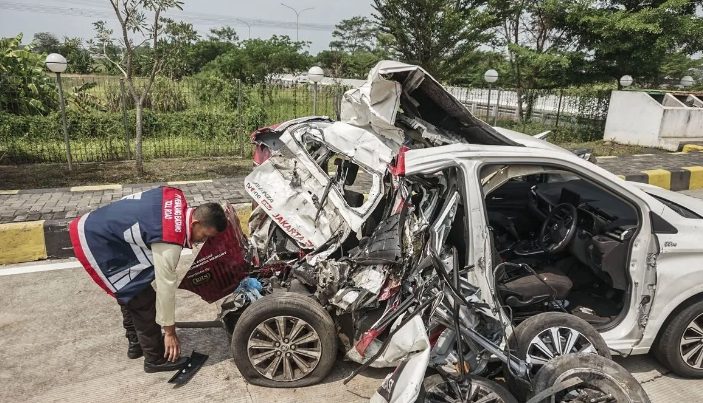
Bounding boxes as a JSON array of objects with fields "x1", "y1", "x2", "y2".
[{"x1": 604, "y1": 90, "x2": 703, "y2": 150}]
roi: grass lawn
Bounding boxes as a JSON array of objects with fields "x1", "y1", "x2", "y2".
[
  {"x1": 0, "y1": 157, "x2": 252, "y2": 190},
  {"x1": 558, "y1": 139, "x2": 668, "y2": 156}
]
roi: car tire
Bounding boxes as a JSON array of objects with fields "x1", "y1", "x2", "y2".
[
  {"x1": 507, "y1": 312, "x2": 610, "y2": 399},
  {"x1": 231, "y1": 292, "x2": 337, "y2": 388},
  {"x1": 654, "y1": 299, "x2": 703, "y2": 378},
  {"x1": 530, "y1": 353, "x2": 650, "y2": 403},
  {"x1": 418, "y1": 374, "x2": 517, "y2": 403}
]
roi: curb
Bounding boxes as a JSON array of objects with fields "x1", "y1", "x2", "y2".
[
  {"x1": 0, "y1": 219, "x2": 72, "y2": 265},
  {"x1": 619, "y1": 166, "x2": 703, "y2": 191},
  {"x1": 0, "y1": 204, "x2": 252, "y2": 266}
]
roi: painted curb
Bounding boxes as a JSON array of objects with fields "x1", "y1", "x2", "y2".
[
  {"x1": 0, "y1": 219, "x2": 72, "y2": 265},
  {"x1": 622, "y1": 166, "x2": 703, "y2": 191}
]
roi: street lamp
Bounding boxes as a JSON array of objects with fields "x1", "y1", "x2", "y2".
[
  {"x1": 619, "y1": 75, "x2": 634, "y2": 88},
  {"x1": 46, "y1": 53, "x2": 72, "y2": 171},
  {"x1": 681, "y1": 75, "x2": 695, "y2": 88},
  {"x1": 484, "y1": 69, "x2": 498, "y2": 121},
  {"x1": 280, "y1": 3, "x2": 314, "y2": 42},
  {"x1": 237, "y1": 19, "x2": 252, "y2": 39},
  {"x1": 308, "y1": 66, "x2": 324, "y2": 115}
]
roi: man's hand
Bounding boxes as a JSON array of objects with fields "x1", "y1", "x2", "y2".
[{"x1": 163, "y1": 325, "x2": 181, "y2": 362}]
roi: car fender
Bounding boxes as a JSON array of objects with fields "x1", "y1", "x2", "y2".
[{"x1": 637, "y1": 255, "x2": 703, "y2": 351}]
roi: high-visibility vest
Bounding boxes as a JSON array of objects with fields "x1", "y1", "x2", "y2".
[{"x1": 70, "y1": 186, "x2": 190, "y2": 303}]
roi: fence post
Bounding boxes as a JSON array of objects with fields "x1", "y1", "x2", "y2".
[
  {"x1": 237, "y1": 79, "x2": 243, "y2": 157},
  {"x1": 119, "y1": 78, "x2": 131, "y2": 159},
  {"x1": 555, "y1": 89, "x2": 563, "y2": 128},
  {"x1": 493, "y1": 88, "x2": 502, "y2": 125}
]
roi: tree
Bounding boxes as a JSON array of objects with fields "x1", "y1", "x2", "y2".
[
  {"x1": 0, "y1": 34, "x2": 56, "y2": 115},
  {"x1": 32, "y1": 32, "x2": 94, "y2": 74},
  {"x1": 208, "y1": 26, "x2": 239, "y2": 43},
  {"x1": 372, "y1": 0, "x2": 495, "y2": 81},
  {"x1": 31, "y1": 32, "x2": 61, "y2": 54},
  {"x1": 204, "y1": 36, "x2": 311, "y2": 83},
  {"x1": 94, "y1": 0, "x2": 183, "y2": 175},
  {"x1": 329, "y1": 16, "x2": 377, "y2": 53},
  {"x1": 159, "y1": 19, "x2": 200, "y2": 79},
  {"x1": 557, "y1": 0, "x2": 703, "y2": 87}
]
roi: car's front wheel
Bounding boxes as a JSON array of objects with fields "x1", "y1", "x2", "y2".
[
  {"x1": 231, "y1": 292, "x2": 338, "y2": 387},
  {"x1": 654, "y1": 299, "x2": 703, "y2": 378}
]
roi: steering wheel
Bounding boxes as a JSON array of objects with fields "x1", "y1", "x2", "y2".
[{"x1": 539, "y1": 203, "x2": 578, "y2": 254}]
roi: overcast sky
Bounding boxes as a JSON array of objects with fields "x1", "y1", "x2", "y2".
[{"x1": 0, "y1": 0, "x2": 375, "y2": 53}]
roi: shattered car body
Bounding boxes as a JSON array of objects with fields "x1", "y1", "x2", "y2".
[{"x1": 181, "y1": 61, "x2": 703, "y2": 401}]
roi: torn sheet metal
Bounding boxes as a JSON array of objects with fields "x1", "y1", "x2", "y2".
[
  {"x1": 341, "y1": 60, "x2": 517, "y2": 147},
  {"x1": 369, "y1": 315, "x2": 431, "y2": 403},
  {"x1": 331, "y1": 265, "x2": 387, "y2": 312},
  {"x1": 245, "y1": 154, "x2": 348, "y2": 249}
]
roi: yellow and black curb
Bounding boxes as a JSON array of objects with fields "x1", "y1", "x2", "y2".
[
  {"x1": 620, "y1": 166, "x2": 703, "y2": 191},
  {"x1": 0, "y1": 220, "x2": 72, "y2": 265}
]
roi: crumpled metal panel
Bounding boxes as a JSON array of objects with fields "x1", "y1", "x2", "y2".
[{"x1": 244, "y1": 154, "x2": 349, "y2": 249}]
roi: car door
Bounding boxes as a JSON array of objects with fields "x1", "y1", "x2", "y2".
[{"x1": 458, "y1": 156, "x2": 657, "y2": 353}]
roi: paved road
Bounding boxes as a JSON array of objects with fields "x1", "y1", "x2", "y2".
[{"x1": 2, "y1": 189, "x2": 703, "y2": 402}]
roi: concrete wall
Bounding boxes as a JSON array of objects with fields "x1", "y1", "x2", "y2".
[{"x1": 604, "y1": 90, "x2": 703, "y2": 150}]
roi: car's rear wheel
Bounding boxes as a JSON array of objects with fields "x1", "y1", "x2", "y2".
[
  {"x1": 654, "y1": 299, "x2": 703, "y2": 378},
  {"x1": 231, "y1": 292, "x2": 337, "y2": 387}
]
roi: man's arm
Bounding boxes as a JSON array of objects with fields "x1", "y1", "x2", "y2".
[{"x1": 152, "y1": 242, "x2": 182, "y2": 361}]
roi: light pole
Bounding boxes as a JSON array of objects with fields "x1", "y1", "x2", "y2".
[
  {"x1": 484, "y1": 69, "x2": 498, "y2": 121},
  {"x1": 280, "y1": 3, "x2": 314, "y2": 42},
  {"x1": 308, "y1": 66, "x2": 324, "y2": 115},
  {"x1": 619, "y1": 75, "x2": 634, "y2": 89},
  {"x1": 681, "y1": 75, "x2": 695, "y2": 89},
  {"x1": 237, "y1": 19, "x2": 252, "y2": 39},
  {"x1": 46, "y1": 53, "x2": 72, "y2": 171}
]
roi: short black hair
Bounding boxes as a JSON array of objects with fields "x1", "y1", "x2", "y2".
[{"x1": 193, "y1": 202, "x2": 228, "y2": 232}]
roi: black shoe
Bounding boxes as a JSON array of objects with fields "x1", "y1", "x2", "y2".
[
  {"x1": 144, "y1": 356, "x2": 189, "y2": 373},
  {"x1": 127, "y1": 334, "x2": 143, "y2": 359}
]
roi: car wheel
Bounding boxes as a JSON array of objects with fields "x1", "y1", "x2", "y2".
[
  {"x1": 231, "y1": 292, "x2": 337, "y2": 388},
  {"x1": 530, "y1": 353, "x2": 650, "y2": 403},
  {"x1": 419, "y1": 374, "x2": 517, "y2": 403},
  {"x1": 507, "y1": 312, "x2": 610, "y2": 398},
  {"x1": 654, "y1": 299, "x2": 703, "y2": 378}
]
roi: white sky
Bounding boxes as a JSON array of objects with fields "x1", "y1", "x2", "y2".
[{"x1": 0, "y1": 0, "x2": 375, "y2": 53}]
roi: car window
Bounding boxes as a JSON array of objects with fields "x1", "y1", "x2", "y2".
[{"x1": 648, "y1": 194, "x2": 703, "y2": 219}]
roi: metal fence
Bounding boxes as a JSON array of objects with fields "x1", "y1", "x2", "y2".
[{"x1": 0, "y1": 74, "x2": 610, "y2": 164}]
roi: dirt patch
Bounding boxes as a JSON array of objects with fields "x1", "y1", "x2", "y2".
[{"x1": 0, "y1": 157, "x2": 252, "y2": 190}]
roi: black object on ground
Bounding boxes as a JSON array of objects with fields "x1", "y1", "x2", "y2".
[{"x1": 168, "y1": 351, "x2": 209, "y2": 386}]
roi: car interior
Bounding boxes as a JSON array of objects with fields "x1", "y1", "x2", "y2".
[{"x1": 481, "y1": 164, "x2": 641, "y2": 330}]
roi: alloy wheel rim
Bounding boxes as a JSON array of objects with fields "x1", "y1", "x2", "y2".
[
  {"x1": 525, "y1": 326, "x2": 596, "y2": 374},
  {"x1": 425, "y1": 378, "x2": 505, "y2": 403},
  {"x1": 247, "y1": 315, "x2": 322, "y2": 381},
  {"x1": 680, "y1": 313, "x2": 703, "y2": 369}
]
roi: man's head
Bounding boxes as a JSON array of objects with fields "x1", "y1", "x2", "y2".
[{"x1": 190, "y1": 202, "x2": 228, "y2": 243}]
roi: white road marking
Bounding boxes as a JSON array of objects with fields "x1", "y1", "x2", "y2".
[{"x1": 0, "y1": 249, "x2": 193, "y2": 276}]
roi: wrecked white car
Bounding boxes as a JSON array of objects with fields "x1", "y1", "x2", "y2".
[{"x1": 175, "y1": 61, "x2": 703, "y2": 402}]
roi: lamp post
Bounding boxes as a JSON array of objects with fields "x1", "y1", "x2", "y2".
[
  {"x1": 681, "y1": 75, "x2": 695, "y2": 89},
  {"x1": 619, "y1": 75, "x2": 634, "y2": 89},
  {"x1": 46, "y1": 53, "x2": 72, "y2": 171},
  {"x1": 308, "y1": 66, "x2": 324, "y2": 115},
  {"x1": 280, "y1": 3, "x2": 314, "y2": 42},
  {"x1": 484, "y1": 69, "x2": 498, "y2": 121},
  {"x1": 237, "y1": 19, "x2": 252, "y2": 39}
]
